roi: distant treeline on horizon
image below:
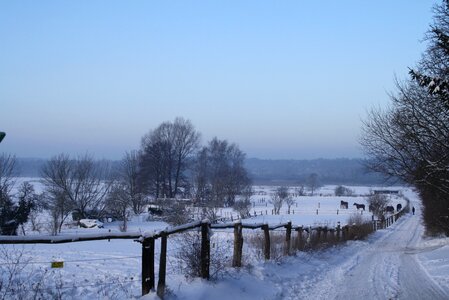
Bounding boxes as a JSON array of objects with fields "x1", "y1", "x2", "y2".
[{"x1": 14, "y1": 157, "x2": 389, "y2": 186}]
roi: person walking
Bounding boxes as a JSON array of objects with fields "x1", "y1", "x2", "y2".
[{"x1": 412, "y1": 206, "x2": 415, "y2": 215}]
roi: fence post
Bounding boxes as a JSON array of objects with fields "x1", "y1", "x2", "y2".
[
  {"x1": 232, "y1": 221, "x2": 243, "y2": 268},
  {"x1": 262, "y1": 224, "x2": 270, "y2": 260},
  {"x1": 336, "y1": 222, "x2": 341, "y2": 241},
  {"x1": 157, "y1": 232, "x2": 167, "y2": 298},
  {"x1": 141, "y1": 238, "x2": 155, "y2": 296},
  {"x1": 317, "y1": 227, "x2": 321, "y2": 242},
  {"x1": 342, "y1": 226, "x2": 347, "y2": 240},
  {"x1": 296, "y1": 227, "x2": 303, "y2": 250},
  {"x1": 323, "y1": 227, "x2": 328, "y2": 241},
  {"x1": 201, "y1": 221, "x2": 210, "y2": 279},
  {"x1": 285, "y1": 221, "x2": 292, "y2": 256},
  {"x1": 330, "y1": 228, "x2": 335, "y2": 242}
]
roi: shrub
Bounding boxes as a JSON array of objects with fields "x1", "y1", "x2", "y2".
[
  {"x1": 174, "y1": 231, "x2": 228, "y2": 280},
  {"x1": 346, "y1": 213, "x2": 373, "y2": 240},
  {"x1": 335, "y1": 185, "x2": 354, "y2": 196},
  {"x1": 366, "y1": 193, "x2": 389, "y2": 219},
  {"x1": 246, "y1": 231, "x2": 285, "y2": 261},
  {"x1": 233, "y1": 199, "x2": 251, "y2": 219}
]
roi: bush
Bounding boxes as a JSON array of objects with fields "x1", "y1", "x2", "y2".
[
  {"x1": 246, "y1": 231, "x2": 285, "y2": 261},
  {"x1": 345, "y1": 214, "x2": 373, "y2": 240},
  {"x1": 174, "y1": 231, "x2": 228, "y2": 280},
  {"x1": 233, "y1": 199, "x2": 251, "y2": 219},
  {"x1": 335, "y1": 185, "x2": 354, "y2": 196},
  {"x1": 366, "y1": 193, "x2": 389, "y2": 219},
  {"x1": 163, "y1": 202, "x2": 192, "y2": 226}
]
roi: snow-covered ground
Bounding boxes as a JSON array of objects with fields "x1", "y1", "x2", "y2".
[
  {"x1": 1, "y1": 183, "x2": 448, "y2": 299},
  {"x1": 144, "y1": 190, "x2": 449, "y2": 300}
]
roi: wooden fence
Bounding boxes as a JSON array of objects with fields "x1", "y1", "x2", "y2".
[{"x1": 0, "y1": 203, "x2": 409, "y2": 298}]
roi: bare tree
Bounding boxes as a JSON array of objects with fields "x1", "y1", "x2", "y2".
[
  {"x1": 41, "y1": 154, "x2": 113, "y2": 233},
  {"x1": 139, "y1": 118, "x2": 200, "y2": 200},
  {"x1": 295, "y1": 185, "x2": 305, "y2": 196},
  {"x1": 361, "y1": 1, "x2": 449, "y2": 235},
  {"x1": 270, "y1": 186, "x2": 289, "y2": 214},
  {"x1": 103, "y1": 150, "x2": 147, "y2": 231},
  {"x1": 233, "y1": 186, "x2": 253, "y2": 218},
  {"x1": 119, "y1": 151, "x2": 146, "y2": 215},
  {"x1": 270, "y1": 193, "x2": 283, "y2": 215},
  {"x1": 366, "y1": 193, "x2": 389, "y2": 219},
  {"x1": 306, "y1": 173, "x2": 322, "y2": 196},
  {"x1": 193, "y1": 138, "x2": 251, "y2": 208},
  {"x1": 104, "y1": 183, "x2": 131, "y2": 231},
  {"x1": 285, "y1": 195, "x2": 295, "y2": 214}
]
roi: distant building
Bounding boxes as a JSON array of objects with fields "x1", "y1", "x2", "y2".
[{"x1": 373, "y1": 190, "x2": 399, "y2": 195}]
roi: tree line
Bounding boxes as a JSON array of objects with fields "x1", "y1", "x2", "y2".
[
  {"x1": 0, "y1": 118, "x2": 251, "y2": 235},
  {"x1": 361, "y1": 0, "x2": 449, "y2": 236}
]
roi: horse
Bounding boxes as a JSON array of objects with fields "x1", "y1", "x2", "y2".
[
  {"x1": 340, "y1": 200, "x2": 348, "y2": 209},
  {"x1": 386, "y1": 206, "x2": 394, "y2": 213},
  {"x1": 353, "y1": 203, "x2": 365, "y2": 210},
  {"x1": 396, "y1": 203, "x2": 402, "y2": 211}
]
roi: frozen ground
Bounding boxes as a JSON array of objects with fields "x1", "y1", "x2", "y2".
[
  {"x1": 143, "y1": 190, "x2": 449, "y2": 300},
  {"x1": 1, "y1": 183, "x2": 448, "y2": 299}
]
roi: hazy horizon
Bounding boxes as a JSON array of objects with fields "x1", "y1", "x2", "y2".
[{"x1": 1, "y1": 1, "x2": 436, "y2": 160}]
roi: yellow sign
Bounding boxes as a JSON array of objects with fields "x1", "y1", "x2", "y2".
[{"x1": 51, "y1": 261, "x2": 64, "y2": 268}]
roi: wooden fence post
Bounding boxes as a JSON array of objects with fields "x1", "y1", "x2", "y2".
[
  {"x1": 329, "y1": 229, "x2": 335, "y2": 242},
  {"x1": 157, "y1": 232, "x2": 167, "y2": 298},
  {"x1": 296, "y1": 227, "x2": 303, "y2": 250},
  {"x1": 201, "y1": 221, "x2": 210, "y2": 279},
  {"x1": 347, "y1": 225, "x2": 352, "y2": 240},
  {"x1": 285, "y1": 221, "x2": 292, "y2": 256},
  {"x1": 233, "y1": 221, "x2": 243, "y2": 267},
  {"x1": 141, "y1": 238, "x2": 155, "y2": 296},
  {"x1": 262, "y1": 224, "x2": 270, "y2": 260},
  {"x1": 336, "y1": 223, "x2": 341, "y2": 241}
]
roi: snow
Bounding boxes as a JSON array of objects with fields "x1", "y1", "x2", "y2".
[
  {"x1": 143, "y1": 195, "x2": 449, "y2": 300},
  {"x1": 2, "y1": 183, "x2": 449, "y2": 299}
]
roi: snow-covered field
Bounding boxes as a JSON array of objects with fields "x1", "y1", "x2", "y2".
[{"x1": 1, "y1": 181, "x2": 448, "y2": 299}]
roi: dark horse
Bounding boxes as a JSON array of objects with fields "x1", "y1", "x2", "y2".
[
  {"x1": 353, "y1": 203, "x2": 365, "y2": 211},
  {"x1": 340, "y1": 200, "x2": 348, "y2": 209}
]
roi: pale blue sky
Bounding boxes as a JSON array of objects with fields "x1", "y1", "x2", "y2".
[{"x1": 0, "y1": 1, "x2": 436, "y2": 159}]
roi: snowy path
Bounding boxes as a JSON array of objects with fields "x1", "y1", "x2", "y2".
[{"x1": 289, "y1": 204, "x2": 449, "y2": 300}]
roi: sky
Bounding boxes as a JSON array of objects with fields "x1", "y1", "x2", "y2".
[{"x1": 0, "y1": 1, "x2": 437, "y2": 160}]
